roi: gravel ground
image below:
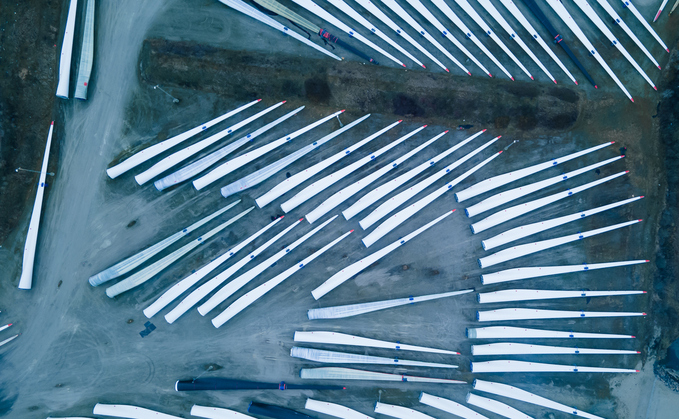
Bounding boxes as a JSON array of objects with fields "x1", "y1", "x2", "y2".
[{"x1": 0, "y1": 0, "x2": 678, "y2": 417}]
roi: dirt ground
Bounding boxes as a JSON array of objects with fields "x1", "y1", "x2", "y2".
[
  {"x1": 1, "y1": 0, "x2": 679, "y2": 417},
  {"x1": 0, "y1": 0, "x2": 62, "y2": 244}
]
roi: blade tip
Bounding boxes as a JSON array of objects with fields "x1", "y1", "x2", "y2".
[
  {"x1": 423, "y1": 124, "x2": 428, "y2": 128},
  {"x1": 422, "y1": 65, "x2": 427, "y2": 68},
  {"x1": 258, "y1": 98, "x2": 262, "y2": 101},
  {"x1": 530, "y1": 76, "x2": 534, "y2": 80},
  {"x1": 511, "y1": 77, "x2": 515, "y2": 81},
  {"x1": 299, "y1": 218, "x2": 304, "y2": 221},
  {"x1": 468, "y1": 72, "x2": 472, "y2": 76},
  {"x1": 444, "y1": 130, "x2": 449, "y2": 133},
  {"x1": 340, "y1": 109, "x2": 346, "y2": 113},
  {"x1": 445, "y1": 68, "x2": 450, "y2": 72},
  {"x1": 282, "y1": 100, "x2": 287, "y2": 104},
  {"x1": 575, "y1": 81, "x2": 579, "y2": 85},
  {"x1": 398, "y1": 120, "x2": 403, "y2": 123},
  {"x1": 51, "y1": 121, "x2": 54, "y2": 125},
  {"x1": 350, "y1": 229, "x2": 354, "y2": 233},
  {"x1": 482, "y1": 129, "x2": 487, "y2": 132},
  {"x1": 402, "y1": 64, "x2": 406, "y2": 67}
]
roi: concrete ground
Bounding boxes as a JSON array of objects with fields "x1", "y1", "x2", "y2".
[{"x1": 0, "y1": 0, "x2": 677, "y2": 417}]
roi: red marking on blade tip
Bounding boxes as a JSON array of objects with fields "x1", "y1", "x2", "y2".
[
  {"x1": 402, "y1": 64, "x2": 406, "y2": 67},
  {"x1": 511, "y1": 77, "x2": 515, "y2": 81},
  {"x1": 530, "y1": 76, "x2": 534, "y2": 80},
  {"x1": 257, "y1": 99, "x2": 262, "y2": 101},
  {"x1": 299, "y1": 218, "x2": 304, "y2": 221},
  {"x1": 350, "y1": 229, "x2": 354, "y2": 233},
  {"x1": 422, "y1": 65, "x2": 426, "y2": 68},
  {"x1": 51, "y1": 121, "x2": 54, "y2": 125},
  {"x1": 595, "y1": 85, "x2": 598, "y2": 88},
  {"x1": 340, "y1": 109, "x2": 346, "y2": 112},
  {"x1": 282, "y1": 100, "x2": 287, "y2": 104},
  {"x1": 445, "y1": 68, "x2": 450, "y2": 72},
  {"x1": 468, "y1": 72, "x2": 471, "y2": 76},
  {"x1": 444, "y1": 130, "x2": 449, "y2": 133},
  {"x1": 423, "y1": 125, "x2": 428, "y2": 128},
  {"x1": 654, "y1": 86, "x2": 657, "y2": 90},
  {"x1": 398, "y1": 120, "x2": 403, "y2": 123}
]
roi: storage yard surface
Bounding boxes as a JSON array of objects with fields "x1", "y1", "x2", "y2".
[{"x1": 0, "y1": 0, "x2": 678, "y2": 417}]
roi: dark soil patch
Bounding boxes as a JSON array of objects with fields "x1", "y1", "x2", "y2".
[
  {"x1": 138, "y1": 39, "x2": 582, "y2": 133},
  {"x1": 0, "y1": 0, "x2": 62, "y2": 244},
  {"x1": 653, "y1": 46, "x2": 679, "y2": 388}
]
